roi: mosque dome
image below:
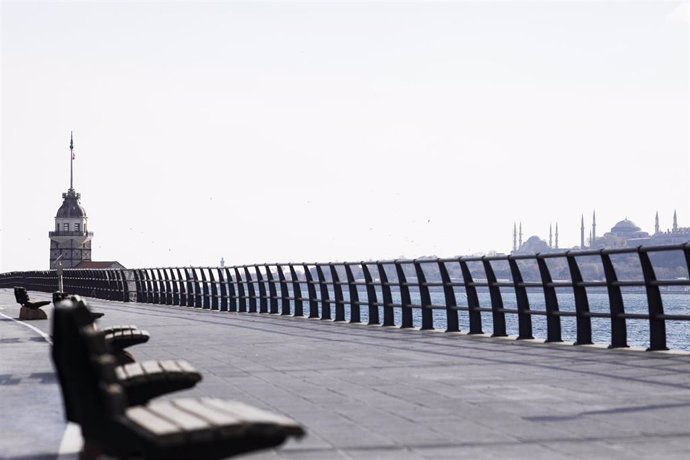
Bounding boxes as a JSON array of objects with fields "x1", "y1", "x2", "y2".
[
  {"x1": 55, "y1": 190, "x2": 87, "y2": 219},
  {"x1": 610, "y1": 219, "x2": 640, "y2": 234},
  {"x1": 519, "y1": 235, "x2": 550, "y2": 253}
]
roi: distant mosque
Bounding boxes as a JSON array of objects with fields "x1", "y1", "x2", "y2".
[
  {"x1": 48, "y1": 133, "x2": 124, "y2": 269},
  {"x1": 512, "y1": 222, "x2": 561, "y2": 255},
  {"x1": 512, "y1": 210, "x2": 690, "y2": 254}
]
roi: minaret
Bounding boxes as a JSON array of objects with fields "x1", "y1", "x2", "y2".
[
  {"x1": 519, "y1": 222, "x2": 523, "y2": 248},
  {"x1": 512, "y1": 223, "x2": 516, "y2": 251},
  {"x1": 592, "y1": 210, "x2": 596, "y2": 242},
  {"x1": 555, "y1": 222, "x2": 559, "y2": 249},
  {"x1": 549, "y1": 224, "x2": 553, "y2": 248},
  {"x1": 655, "y1": 211, "x2": 660, "y2": 234},
  {"x1": 580, "y1": 214, "x2": 585, "y2": 249},
  {"x1": 673, "y1": 210, "x2": 678, "y2": 232},
  {"x1": 49, "y1": 133, "x2": 93, "y2": 269}
]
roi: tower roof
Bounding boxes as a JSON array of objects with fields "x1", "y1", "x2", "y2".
[{"x1": 56, "y1": 189, "x2": 87, "y2": 219}]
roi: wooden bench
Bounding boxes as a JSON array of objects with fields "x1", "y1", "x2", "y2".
[
  {"x1": 52, "y1": 296, "x2": 305, "y2": 459},
  {"x1": 63, "y1": 295, "x2": 202, "y2": 408},
  {"x1": 53, "y1": 290, "x2": 150, "y2": 364},
  {"x1": 14, "y1": 286, "x2": 50, "y2": 320}
]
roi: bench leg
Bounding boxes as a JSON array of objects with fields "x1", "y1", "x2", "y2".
[
  {"x1": 79, "y1": 441, "x2": 102, "y2": 460},
  {"x1": 19, "y1": 306, "x2": 47, "y2": 321},
  {"x1": 114, "y1": 350, "x2": 135, "y2": 366}
]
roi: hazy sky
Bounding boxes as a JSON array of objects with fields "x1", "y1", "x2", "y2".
[{"x1": 1, "y1": 0, "x2": 688, "y2": 271}]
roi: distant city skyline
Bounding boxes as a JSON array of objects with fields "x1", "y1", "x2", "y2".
[{"x1": 1, "y1": 1, "x2": 688, "y2": 271}]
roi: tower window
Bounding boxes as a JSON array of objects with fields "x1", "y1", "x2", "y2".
[
  {"x1": 56, "y1": 223, "x2": 59, "y2": 232},
  {"x1": 75, "y1": 223, "x2": 80, "y2": 232},
  {"x1": 63, "y1": 223, "x2": 69, "y2": 232}
]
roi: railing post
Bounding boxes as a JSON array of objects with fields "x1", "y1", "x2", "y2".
[
  {"x1": 395, "y1": 261, "x2": 413, "y2": 328},
  {"x1": 185, "y1": 268, "x2": 195, "y2": 307},
  {"x1": 438, "y1": 260, "x2": 459, "y2": 333},
  {"x1": 224, "y1": 267, "x2": 237, "y2": 312},
  {"x1": 377, "y1": 262, "x2": 395, "y2": 327},
  {"x1": 344, "y1": 264, "x2": 360, "y2": 323},
  {"x1": 330, "y1": 264, "x2": 345, "y2": 322},
  {"x1": 288, "y1": 264, "x2": 303, "y2": 317},
  {"x1": 303, "y1": 264, "x2": 319, "y2": 318},
  {"x1": 163, "y1": 268, "x2": 173, "y2": 305},
  {"x1": 158, "y1": 269, "x2": 168, "y2": 305},
  {"x1": 209, "y1": 268, "x2": 219, "y2": 310},
  {"x1": 508, "y1": 257, "x2": 533, "y2": 340},
  {"x1": 218, "y1": 268, "x2": 228, "y2": 311},
  {"x1": 536, "y1": 257, "x2": 562, "y2": 342},
  {"x1": 152, "y1": 269, "x2": 161, "y2": 304},
  {"x1": 276, "y1": 265, "x2": 291, "y2": 315},
  {"x1": 133, "y1": 270, "x2": 143, "y2": 302},
  {"x1": 150, "y1": 269, "x2": 159, "y2": 303},
  {"x1": 600, "y1": 252, "x2": 628, "y2": 348},
  {"x1": 200, "y1": 268, "x2": 210, "y2": 309},
  {"x1": 481, "y1": 258, "x2": 506, "y2": 337},
  {"x1": 266, "y1": 265, "x2": 279, "y2": 314},
  {"x1": 255, "y1": 266, "x2": 268, "y2": 313},
  {"x1": 234, "y1": 267, "x2": 246, "y2": 312},
  {"x1": 639, "y1": 249, "x2": 668, "y2": 351},
  {"x1": 179, "y1": 268, "x2": 188, "y2": 306},
  {"x1": 144, "y1": 269, "x2": 154, "y2": 304},
  {"x1": 243, "y1": 267, "x2": 257, "y2": 313},
  {"x1": 118, "y1": 269, "x2": 129, "y2": 302},
  {"x1": 172, "y1": 268, "x2": 181, "y2": 305},
  {"x1": 316, "y1": 265, "x2": 331, "y2": 320},
  {"x1": 362, "y1": 263, "x2": 380, "y2": 325},
  {"x1": 459, "y1": 260, "x2": 483, "y2": 334},
  {"x1": 190, "y1": 268, "x2": 201, "y2": 308},
  {"x1": 110, "y1": 270, "x2": 119, "y2": 300},
  {"x1": 103, "y1": 270, "x2": 111, "y2": 299},
  {"x1": 413, "y1": 260, "x2": 433, "y2": 330},
  {"x1": 565, "y1": 253, "x2": 593, "y2": 345}
]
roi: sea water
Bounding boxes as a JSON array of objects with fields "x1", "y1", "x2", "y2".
[{"x1": 279, "y1": 286, "x2": 690, "y2": 351}]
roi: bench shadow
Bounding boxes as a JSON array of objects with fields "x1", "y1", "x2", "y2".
[{"x1": 524, "y1": 400, "x2": 690, "y2": 422}]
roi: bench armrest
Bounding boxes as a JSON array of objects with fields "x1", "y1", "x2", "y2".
[
  {"x1": 101, "y1": 325, "x2": 139, "y2": 335},
  {"x1": 115, "y1": 360, "x2": 202, "y2": 406},
  {"x1": 104, "y1": 329, "x2": 150, "y2": 351},
  {"x1": 23, "y1": 300, "x2": 51, "y2": 310}
]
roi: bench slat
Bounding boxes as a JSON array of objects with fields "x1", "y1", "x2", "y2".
[
  {"x1": 147, "y1": 401, "x2": 214, "y2": 441},
  {"x1": 172, "y1": 398, "x2": 245, "y2": 436},
  {"x1": 121, "y1": 362, "x2": 144, "y2": 380},
  {"x1": 141, "y1": 361, "x2": 164, "y2": 380},
  {"x1": 126, "y1": 406, "x2": 186, "y2": 444}
]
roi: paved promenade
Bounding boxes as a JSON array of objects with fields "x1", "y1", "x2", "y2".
[{"x1": 2, "y1": 289, "x2": 690, "y2": 459}]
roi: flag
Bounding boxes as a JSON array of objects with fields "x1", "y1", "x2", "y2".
[{"x1": 72, "y1": 151, "x2": 75, "y2": 160}]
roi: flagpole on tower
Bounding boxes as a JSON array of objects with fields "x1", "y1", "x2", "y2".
[{"x1": 70, "y1": 131, "x2": 74, "y2": 191}]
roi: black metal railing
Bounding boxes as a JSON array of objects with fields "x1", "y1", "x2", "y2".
[{"x1": 1, "y1": 243, "x2": 689, "y2": 351}]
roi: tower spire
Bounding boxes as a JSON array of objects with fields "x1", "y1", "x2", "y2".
[
  {"x1": 519, "y1": 222, "x2": 523, "y2": 248},
  {"x1": 555, "y1": 222, "x2": 559, "y2": 249},
  {"x1": 592, "y1": 209, "x2": 596, "y2": 242},
  {"x1": 655, "y1": 211, "x2": 660, "y2": 234},
  {"x1": 549, "y1": 223, "x2": 553, "y2": 248},
  {"x1": 69, "y1": 131, "x2": 74, "y2": 191},
  {"x1": 673, "y1": 209, "x2": 678, "y2": 232}
]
